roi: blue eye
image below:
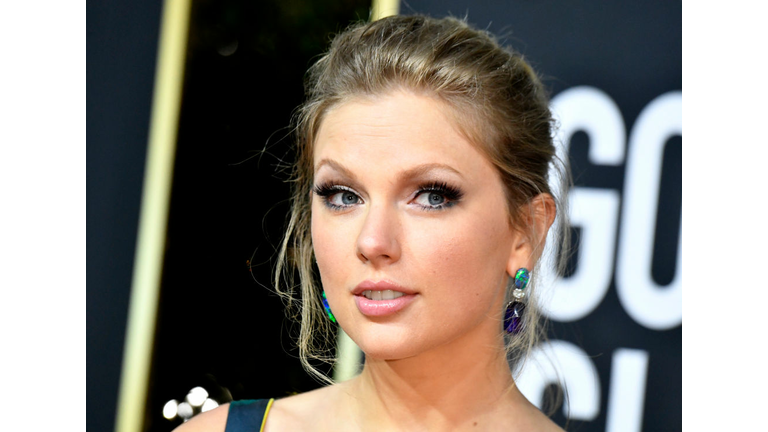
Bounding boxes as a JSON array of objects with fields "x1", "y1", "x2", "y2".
[
  {"x1": 413, "y1": 182, "x2": 463, "y2": 210},
  {"x1": 338, "y1": 191, "x2": 360, "y2": 205},
  {"x1": 313, "y1": 181, "x2": 463, "y2": 211},
  {"x1": 414, "y1": 192, "x2": 445, "y2": 207},
  {"x1": 314, "y1": 183, "x2": 361, "y2": 210},
  {"x1": 428, "y1": 192, "x2": 445, "y2": 205}
]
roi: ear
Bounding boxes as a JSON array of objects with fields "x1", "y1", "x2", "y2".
[{"x1": 506, "y1": 193, "x2": 557, "y2": 277}]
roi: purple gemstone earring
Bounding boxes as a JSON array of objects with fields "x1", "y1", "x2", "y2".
[{"x1": 504, "y1": 268, "x2": 530, "y2": 334}]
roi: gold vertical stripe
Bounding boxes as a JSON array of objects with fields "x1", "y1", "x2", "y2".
[
  {"x1": 259, "y1": 399, "x2": 275, "y2": 432},
  {"x1": 114, "y1": 0, "x2": 191, "y2": 431},
  {"x1": 371, "y1": 0, "x2": 400, "y2": 21},
  {"x1": 332, "y1": 0, "x2": 400, "y2": 383}
]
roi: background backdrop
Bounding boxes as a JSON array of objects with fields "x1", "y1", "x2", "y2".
[{"x1": 88, "y1": 1, "x2": 681, "y2": 431}]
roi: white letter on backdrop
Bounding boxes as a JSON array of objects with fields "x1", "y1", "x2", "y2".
[
  {"x1": 542, "y1": 86, "x2": 624, "y2": 321},
  {"x1": 605, "y1": 348, "x2": 650, "y2": 432},
  {"x1": 616, "y1": 91, "x2": 682, "y2": 330}
]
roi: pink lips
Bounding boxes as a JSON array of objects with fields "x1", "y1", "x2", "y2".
[{"x1": 352, "y1": 280, "x2": 417, "y2": 317}]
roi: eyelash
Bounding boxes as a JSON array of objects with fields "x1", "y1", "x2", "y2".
[
  {"x1": 413, "y1": 182, "x2": 463, "y2": 210},
  {"x1": 313, "y1": 183, "x2": 359, "y2": 211},
  {"x1": 313, "y1": 181, "x2": 464, "y2": 211}
]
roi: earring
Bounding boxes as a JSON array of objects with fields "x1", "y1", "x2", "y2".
[
  {"x1": 504, "y1": 268, "x2": 530, "y2": 334},
  {"x1": 321, "y1": 291, "x2": 337, "y2": 323}
]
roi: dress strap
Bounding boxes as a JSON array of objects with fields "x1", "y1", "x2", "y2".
[{"x1": 225, "y1": 398, "x2": 275, "y2": 432}]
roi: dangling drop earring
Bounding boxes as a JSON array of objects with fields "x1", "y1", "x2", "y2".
[
  {"x1": 504, "y1": 268, "x2": 530, "y2": 334},
  {"x1": 321, "y1": 291, "x2": 337, "y2": 323}
]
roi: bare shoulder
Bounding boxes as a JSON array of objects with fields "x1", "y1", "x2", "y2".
[
  {"x1": 532, "y1": 412, "x2": 565, "y2": 432},
  {"x1": 503, "y1": 389, "x2": 565, "y2": 432},
  {"x1": 264, "y1": 385, "x2": 345, "y2": 432},
  {"x1": 170, "y1": 386, "x2": 343, "y2": 432},
  {"x1": 172, "y1": 404, "x2": 229, "y2": 432},
  {"x1": 518, "y1": 402, "x2": 565, "y2": 432}
]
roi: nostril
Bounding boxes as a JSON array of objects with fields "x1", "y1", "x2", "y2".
[{"x1": 357, "y1": 250, "x2": 368, "y2": 262}]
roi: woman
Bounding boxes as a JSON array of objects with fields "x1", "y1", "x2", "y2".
[{"x1": 179, "y1": 14, "x2": 568, "y2": 432}]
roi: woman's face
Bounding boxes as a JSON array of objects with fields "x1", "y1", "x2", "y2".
[{"x1": 311, "y1": 91, "x2": 528, "y2": 360}]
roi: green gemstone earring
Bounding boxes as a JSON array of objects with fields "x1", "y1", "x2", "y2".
[
  {"x1": 514, "y1": 268, "x2": 530, "y2": 290},
  {"x1": 321, "y1": 291, "x2": 336, "y2": 323}
]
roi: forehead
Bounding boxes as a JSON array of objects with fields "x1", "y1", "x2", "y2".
[{"x1": 313, "y1": 91, "x2": 493, "y2": 177}]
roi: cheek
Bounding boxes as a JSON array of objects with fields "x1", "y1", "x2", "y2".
[
  {"x1": 310, "y1": 213, "x2": 330, "y2": 274},
  {"x1": 310, "y1": 209, "x2": 351, "y2": 289},
  {"x1": 408, "y1": 213, "x2": 512, "y2": 302}
]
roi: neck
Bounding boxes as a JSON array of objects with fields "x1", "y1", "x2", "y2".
[{"x1": 341, "y1": 324, "x2": 525, "y2": 430}]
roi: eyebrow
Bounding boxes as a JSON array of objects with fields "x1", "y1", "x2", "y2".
[
  {"x1": 315, "y1": 158, "x2": 464, "y2": 182},
  {"x1": 315, "y1": 158, "x2": 357, "y2": 180}
]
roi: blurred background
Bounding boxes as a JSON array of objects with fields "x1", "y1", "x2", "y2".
[{"x1": 88, "y1": 0, "x2": 681, "y2": 431}]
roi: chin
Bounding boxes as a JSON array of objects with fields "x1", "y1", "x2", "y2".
[
  {"x1": 346, "y1": 318, "x2": 470, "y2": 363},
  {"x1": 359, "y1": 344, "x2": 423, "y2": 362},
  {"x1": 343, "y1": 321, "x2": 431, "y2": 361}
]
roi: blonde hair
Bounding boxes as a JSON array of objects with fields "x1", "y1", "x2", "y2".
[{"x1": 274, "y1": 15, "x2": 570, "y2": 384}]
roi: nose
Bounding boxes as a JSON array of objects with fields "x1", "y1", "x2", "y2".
[{"x1": 356, "y1": 203, "x2": 401, "y2": 265}]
